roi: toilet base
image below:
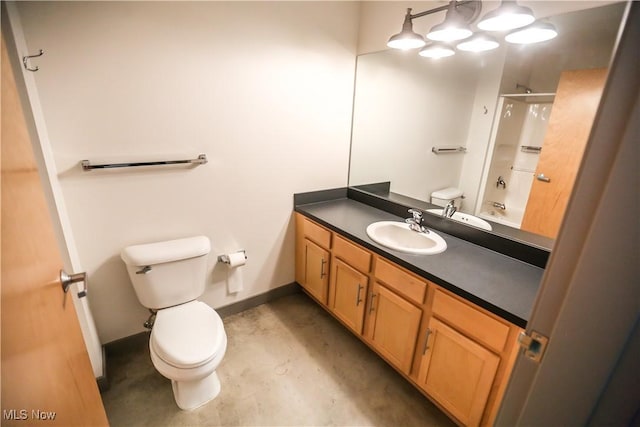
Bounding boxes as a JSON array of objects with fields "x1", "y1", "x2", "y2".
[{"x1": 171, "y1": 371, "x2": 221, "y2": 410}]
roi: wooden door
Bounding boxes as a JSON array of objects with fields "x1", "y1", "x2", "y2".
[
  {"x1": 329, "y1": 259, "x2": 368, "y2": 334},
  {"x1": 521, "y1": 68, "x2": 608, "y2": 238},
  {"x1": 302, "y1": 239, "x2": 330, "y2": 305},
  {"x1": 367, "y1": 283, "x2": 422, "y2": 374},
  {"x1": 418, "y1": 317, "x2": 500, "y2": 427},
  {"x1": 1, "y1": 35, "x2": 108, "y2": 426}
]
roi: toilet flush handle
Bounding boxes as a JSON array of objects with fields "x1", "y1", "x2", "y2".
[{"x1": 136, "y1": 266, "x2": 152, "y2": 275}]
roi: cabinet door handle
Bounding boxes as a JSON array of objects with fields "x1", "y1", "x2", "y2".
[
  {"x1": 320, "y1": 259, "x2": 327, "y2": 278},
  {"x1": 422, "y1": 328, "x2": 433, "y2": 355},
  {"x1": 369, "y1": 293, "x2": 377, "y2": 313},
  {"x1": 356, "y1": 284, "x2": 363, "y2": 306}
]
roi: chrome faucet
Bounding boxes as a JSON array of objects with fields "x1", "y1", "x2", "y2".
[
  {"x1": 442, "y1": 201, "x2": 457, "y2": 218},
  {"x1": 406, "y1": 209, "x2": 429, "y2": 233},
  {"x1": 492, "y1": 201, "x2": 506, "y2": 210},
  {"x1": 496, "y1": 176, "x2": 506, "y2": 189}
]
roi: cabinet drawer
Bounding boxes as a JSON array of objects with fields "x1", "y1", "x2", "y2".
[
  {"x1": 333, "y1": 235, "x2": 371, "y2": 273},
  {"x1": 374, "y1": 257, "x2": 426, "y2": 305},
  {"x1": 432, "y1": 290, "x2": 509, "y2": 353},
  {"x1": 302, "y1": 217, "x2": 331, "y2": 250}
]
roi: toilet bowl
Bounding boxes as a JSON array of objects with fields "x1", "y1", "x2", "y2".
[
  {"x1": 149, "y1": 301, "x2": 227, "y2": 410},
  {"x1": 121, "y1": 236, "x2": 227, "y2": 410}
]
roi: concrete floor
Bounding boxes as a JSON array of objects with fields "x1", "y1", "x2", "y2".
[{"x1": 101, "y1": 292, "x2": 455, "y2": 426}]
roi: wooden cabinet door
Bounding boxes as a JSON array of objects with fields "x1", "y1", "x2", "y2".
[
  {"x1": 418, "y1": 317, "x2": 500, "y2": 427},
  {"x1": 302, "y1": 238, "x2": 330, "y2": 305},
  {"x1": 521, "y1": 68, "x2": 607, "y2": 238},
  {"x1": 329, "y1": 259, "x2": 368, "y2": 335},
  {"x1": 368, "y1": 283, "x2": 422, "y2": 374}
]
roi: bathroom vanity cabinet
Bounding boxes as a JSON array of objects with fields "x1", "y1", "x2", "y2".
[
  {"x1": 295, "y1": 212, "x2": 523, "y2": 427},
  {"x1": 329, "y1": 235, "x2": 371, "y2": 335},
  {"x1": 295, "y1": 218, "x2": 331, "y2": 304}
]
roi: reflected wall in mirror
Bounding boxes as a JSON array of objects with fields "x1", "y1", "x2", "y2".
[{"x1": 349, "y1": 2, "x2": 626, "y2": 243}]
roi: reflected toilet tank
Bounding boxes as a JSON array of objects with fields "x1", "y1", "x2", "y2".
[{"x1": 430, "y1": 187, "x2": 463, "y2": 208}]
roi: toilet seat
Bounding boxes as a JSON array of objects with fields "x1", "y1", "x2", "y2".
[{"x1": 151, "y1": 301, "x2": 224, "y2": 369}]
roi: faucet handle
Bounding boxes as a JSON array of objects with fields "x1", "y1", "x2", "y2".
[{"x1": 408, "y1": 208, "x2": 423, "y2": 220}]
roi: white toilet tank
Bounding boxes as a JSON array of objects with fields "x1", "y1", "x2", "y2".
[
  {"x1": 121, "y1": 236, "x2": 211, "y2": 310},
  {"x1": 430, "y1": 187, "x2": 464, "y2": 208}
]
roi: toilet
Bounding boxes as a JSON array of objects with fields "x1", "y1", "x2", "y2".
[
  {"x1": 121, "y1": 236, "x2": 227, "y2": 410},
  {"x1": 430, "y1": 187, "x2": 464, "y2": 209}
]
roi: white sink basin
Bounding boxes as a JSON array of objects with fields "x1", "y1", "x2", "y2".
[
  {"x1": 426, "y1": 209, "x2": 493, "y2": 231},
  {"x1": 366, "y1": 221, "x2": 447, "y2": 255}
]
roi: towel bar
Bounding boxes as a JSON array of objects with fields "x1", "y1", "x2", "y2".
[{"x1": 81, "y1": 154, "x2": 207, "y2": 171}]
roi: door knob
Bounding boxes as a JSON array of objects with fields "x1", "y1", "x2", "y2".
[
  {"x1": 60, "y1": 270, "x2": 88, "y2": 298},
  {"x1": 536, "y1": 173, "x2": 551, "y2": 183}
]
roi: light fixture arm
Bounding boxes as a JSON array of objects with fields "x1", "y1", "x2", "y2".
[{"x1": 407, "y1": 1, "x2": 479, "y2": 22}]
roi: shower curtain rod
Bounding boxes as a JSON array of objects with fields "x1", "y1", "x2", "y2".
[{"x1": 501, "y1": 92, "x2": 556, "y2": 98}]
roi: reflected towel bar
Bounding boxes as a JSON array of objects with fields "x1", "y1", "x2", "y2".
[
  {"x1": 431, "y1": 146, "x2": 466, "y2": 154},
  {"x1": 520, "y1": 146, "x2": 542, "y2": 153},
  {"x1": 81, "y1": 154, "x2": 207, "y2": 171},
  {"x1": 511, "y1": 165, "x2": 535, "y2": 173}
]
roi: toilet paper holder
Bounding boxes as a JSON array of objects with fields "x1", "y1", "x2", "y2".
[{"x1": 217, "y1": 250, "x2": 246, "y2": 264}]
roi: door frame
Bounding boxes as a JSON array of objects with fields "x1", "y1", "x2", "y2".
[
  {"x1": 2, "y1": 1, "x2": 104, "y2": 379},
  {"x1": 496, "y1": 2, "x2": 639, "y2": 424}
]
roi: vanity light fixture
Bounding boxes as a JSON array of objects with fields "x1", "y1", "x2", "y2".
[
  {"x1": 419, "y1": 43, "x2": 456, "y2": 59},
  {"x1": 505, "y1": 21, "x2": 558, "y2": 44},
  {"x1": 387, "y1": 0, "x2": 557, "y2": 58},
  {"x1": 426, "y1": 1, "x2": 473, "y2": 42},
  {"x1": 456, "y1": 33, "x2": 500, "y2": 52},
  {"x1": 387, "y1": 8, "x2": 427, "y2": 50},
  {"x1": 477, "y1": 0, "x2": 535, "y2": 32}
]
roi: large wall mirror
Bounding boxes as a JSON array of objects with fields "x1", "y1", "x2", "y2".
[{"x1": 349, "y1": 2, "x2": 626, "y2": 246}]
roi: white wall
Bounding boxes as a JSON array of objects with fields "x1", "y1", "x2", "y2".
[{"x1": 17, "y1": 1, "x2": 359, "y2": 343}]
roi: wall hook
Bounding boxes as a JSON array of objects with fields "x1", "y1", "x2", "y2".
[{"x1": 23, "y1": 49, "x2": 44, "y2": 72}]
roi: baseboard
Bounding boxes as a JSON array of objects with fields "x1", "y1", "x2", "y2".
[
  {"x1": 217, "y1": 282, "x2": 301, "y2": 318},
  {"x1": 96, "y1": 345, "x2": 109, "y2": 392},
  {"x1": 100, "y1": 283, "x2": 301, "y2": 365}
]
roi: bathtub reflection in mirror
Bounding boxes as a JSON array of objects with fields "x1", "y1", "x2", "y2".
[{"x1": 348, "y1": 3, "x2": 625, "y2": 243}]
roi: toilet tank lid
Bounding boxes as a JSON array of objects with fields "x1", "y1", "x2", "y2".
[
  {"x1": 431, "y1": 187, "x2": 463, "y2": 199},
  {"x1": 121, "y1": 236, "x2": 210, "y2": 266}
]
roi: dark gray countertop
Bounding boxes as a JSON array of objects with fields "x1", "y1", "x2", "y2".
[{"x1": 295, "y1": 198, "x2": 543, "y2": 327}]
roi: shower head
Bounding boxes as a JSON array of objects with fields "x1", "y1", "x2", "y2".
[{"x1": 516, "y1": 83, "x2": 533, "y2": 94}]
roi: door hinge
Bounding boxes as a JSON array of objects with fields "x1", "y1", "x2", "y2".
[{"x1": 518, "y1": 331, "x2": 549, "y2": 363}]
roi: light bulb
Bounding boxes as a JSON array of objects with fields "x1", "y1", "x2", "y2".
[
  {"x1": 419, "y1": 44, "x2": 456, "y2": 59},
  {"x1": 506, "y1": 22, "x2": 558, "y2": 44}
]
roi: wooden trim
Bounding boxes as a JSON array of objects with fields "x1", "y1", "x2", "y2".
[{"x1": 294, "y1": 213, "x2": 305, "y2": 285}]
